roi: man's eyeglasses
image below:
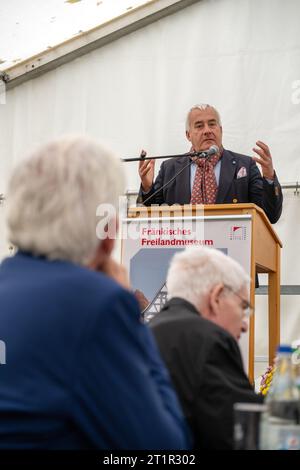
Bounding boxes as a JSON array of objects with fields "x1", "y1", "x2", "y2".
[{"x1": 223, "y1": 285, "x2": 254, "y2": 318}]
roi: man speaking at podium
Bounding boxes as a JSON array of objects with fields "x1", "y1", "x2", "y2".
[{"x1": 137, "y1": 104, "x2": 282, "y2": 224}]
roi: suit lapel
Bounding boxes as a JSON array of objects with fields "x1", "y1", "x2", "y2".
[
  {"x1": 174, "y1": 156, "x2": 191, "y2": 204},
  {"x1": 216, "y1": 149, "x2": 237, "y2": 203}
]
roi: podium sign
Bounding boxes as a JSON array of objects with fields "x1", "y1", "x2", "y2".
[{"x1": 121, "y1": 213, "x2": 252, "y2": 372}]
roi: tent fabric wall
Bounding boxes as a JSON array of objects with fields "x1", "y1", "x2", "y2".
[{"x1": 0, "y1": 0, "x2": 300, "y2": 372}]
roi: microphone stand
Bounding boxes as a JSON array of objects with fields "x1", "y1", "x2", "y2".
[{"x1": 121, "y1": 151, "x2": 210, "y2": 162}]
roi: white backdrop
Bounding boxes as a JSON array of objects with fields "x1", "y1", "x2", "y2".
[{"x1": 0, "y1": 0, "x2": 300, "y2": 374}]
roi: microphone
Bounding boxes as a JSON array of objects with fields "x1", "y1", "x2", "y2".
[
  {"x1": 192, "y1": 145, "x2": 219, "y2": 158},
  {"x1": 122, "y1": 145, "x2": 219, "y2": 162}
]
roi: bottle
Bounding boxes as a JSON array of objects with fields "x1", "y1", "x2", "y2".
[{"x1": 260, "y1": 345, "x2": 300, "y2": 450}]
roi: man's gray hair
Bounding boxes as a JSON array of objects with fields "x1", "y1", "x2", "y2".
[
  {"x1": 6, "y1": 135, "x2": 124, "y2": 265},
  {"x1": 167, "y1": 246, "x2": 249, "y2": 309},
  {"x1": 185, "y1": 104, "x2": 222, "y2": 131}
]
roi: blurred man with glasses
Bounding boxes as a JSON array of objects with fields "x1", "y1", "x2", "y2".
[{"x1": 150, "y1": 246, "x2": 262, "y2": 450}]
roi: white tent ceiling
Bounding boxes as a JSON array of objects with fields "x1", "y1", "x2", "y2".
[{"x1": 0, "y1": 0, "x2": 152, "y2": 70}]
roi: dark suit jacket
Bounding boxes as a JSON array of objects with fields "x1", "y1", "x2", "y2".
[
  {"x1": 150, "y1": 298, "x2": 263, "y2": 450},
  {"x1": 138, "y1": 149, "x2": 283, "y2": 223},
  {"x1": 0, "y1": 252, "x2": 191, "y2": 450}
]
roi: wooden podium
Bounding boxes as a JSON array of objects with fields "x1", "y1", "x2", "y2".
[{"x1": 125, "y1": 203, "x2": 282, "y2": 383}]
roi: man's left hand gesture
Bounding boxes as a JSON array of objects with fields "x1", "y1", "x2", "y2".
[{"x1": 252, "y1": 141, "x2": 275, "y2": 180}]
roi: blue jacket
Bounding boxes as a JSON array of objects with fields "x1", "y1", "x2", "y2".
[{"x1": 0, "y1": 252, "x2": 190, "y2": 449}]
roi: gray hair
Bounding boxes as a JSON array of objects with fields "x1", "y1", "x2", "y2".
[
  {"x1": 185, "y1": 104, "x2": 222, "y2": 131},
  {"x1": 6, "y1": 135, "x2": 124, "y2": 265},
  {"x1": 167, "y1": 246, "x2": 249, "y2": 309}
]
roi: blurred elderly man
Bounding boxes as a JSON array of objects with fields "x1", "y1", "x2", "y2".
[
  {"x1": 150, "y1": 246, "x2": 263, "y2": 450},
  {"x1": 0, "y1": 136, "x2": 190, "y2": 450}
]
